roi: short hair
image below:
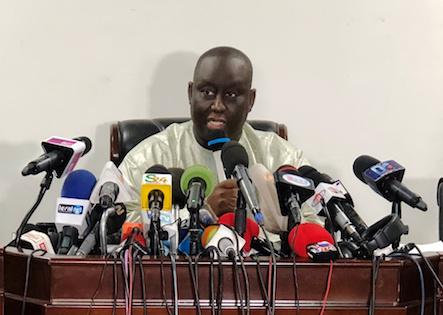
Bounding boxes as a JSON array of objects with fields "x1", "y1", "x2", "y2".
[{"x1": 193, "y1": 46, "x2": 253, "y2": 86}]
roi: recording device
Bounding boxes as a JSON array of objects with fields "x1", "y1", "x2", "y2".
[
  {"x1": 248, "y1": 164, "x2": 287, "y2": 234},
  {"x1": 180, "y1": 165, "x2": 216, "y2": 255},
  {"x1": 218, "y1": 212, "x2": 259, "y2": 253},
  {"x1": 207, "y1": 130, "x2": 231, "y2": 151},
  {"x1": 201, "y1": 224, "x2": 246, "y2": 258},
  {"x1": 55, "y1": 169, "x2": 97, "y2": 236},
  {"x1": 288, "y1": 222, "x2": 338, "y2": 261},
  {"x1": 299, "y1": 165, "x2": 366, "y2": 243},
  {"x1": 274, "y1": 165, "x2": 315, "y2": 229},
  {"x1": 221, "y1": 141, "x2": 264, "y2": 229},
  {"x1": 353, "y1": 155, "x2": 428, "y2": 211},
  {"x1": 20, "y1": 229, "x2": 56, "y2": 254},
  {"x1": 180, "y1": 165, "x2": 216, "y2": 212},
  {"x1": 90, "y1": 161, "x2": 135, "y2": 208},
  {"x1": 22, "y1": 136, "x2": 92, "y2": 178},
  {"x1": 57, "y1": 226, "x2": 79, "y2": 255},
  {"x1": 169, "y1": 167, "x2": 186, "y2": 209},
  {"x1": 141, "y1": 165, "x2": 172, "y2": 255}
]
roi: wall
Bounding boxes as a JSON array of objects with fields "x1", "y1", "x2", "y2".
[{"x1": 0, "y1": 0, "x2": 442, "y2": 245}]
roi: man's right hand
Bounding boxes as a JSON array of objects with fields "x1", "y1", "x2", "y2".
[{"x1": 205, "y1": 179, "x2": 239, "y2": 217}]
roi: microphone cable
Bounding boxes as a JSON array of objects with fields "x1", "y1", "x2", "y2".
[
  {"x1": 291, "y1": 255, "x2": 301, "y2": 314},
  {"x1": 195, "y1": 247, "x2": 218, "y2": 315},
  {"x1": 387, "y1": 251, "x2": 425, "y2": 315},
  {"x1": 183, "y1": 252, "x2": 202, "y2": 315},
  {"x1": 319, "y1": 260, "x2": 334, "y2": 315},
  {"x1": 259, "y1": 225, "x2": 277, "y2": 315},
  {"x1": 21, "y1": 249, "x2": 47, "y2": 315},
  {"x1": 137, "y1": 255, "x2": 148, "y2": 315},
  {"x1": 368, "y1": 255, "x2": 382, "y2": 315},
  {"x1": 252, "y1": 254, "x2": 271, "y2": 315}
]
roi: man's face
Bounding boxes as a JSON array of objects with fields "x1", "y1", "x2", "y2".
[{"x1": 188, "y1": 55, "x2": 255, "y2": 147}]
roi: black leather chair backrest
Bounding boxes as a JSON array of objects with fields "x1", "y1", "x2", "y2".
[{"x1": 110, "y1": 118, "x2": 288, "y2": 166}]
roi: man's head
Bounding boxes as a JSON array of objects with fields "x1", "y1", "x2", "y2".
[{"x1": 188, "y1": 46, "x2": 256, "y2": 148}]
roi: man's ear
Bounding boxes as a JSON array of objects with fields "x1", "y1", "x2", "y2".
[
  {"x1": 248, "y1": 88, "x2": 256, "y2": 112},
  {"x1": 188, "y1": 81, "x2": 193, "y2": 104}
]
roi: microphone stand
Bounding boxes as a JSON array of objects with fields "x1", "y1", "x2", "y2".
[
  {"x1": 99, "y1": 207, "x2": 116, "y2": 256},
  {"x1": 15, "y1": 171, "x2": 54, "y2": 252}
]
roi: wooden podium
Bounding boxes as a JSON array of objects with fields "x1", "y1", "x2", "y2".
[{"x1": 0, "y1": 248, "x2": 441, "y2": 315}]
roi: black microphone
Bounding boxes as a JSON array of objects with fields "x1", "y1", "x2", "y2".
[
  {"x1": 57, "y1": 226, "x2": 79, "y2": 255},
  {"x1": 221, "y1": 141, "x2": 264, "y2": 225},
  {"x1": 169, "y1": 167, "x2": 186, "y2": 209},
  {"x1": 22, "y1": 136, "x2": 92, "y2": 178},
  {"x1": 274, "y1": 165, "x2": 315, "y2": 228},
  {"x1": 353, "y1": 155, "x2": 428, "y2": 211},
  {"x1": 99, "y1": 182, "x2": 119, "y2": 209},
  {"x1": 299, "y1": 165, "x2": 367, "y2": 243}
]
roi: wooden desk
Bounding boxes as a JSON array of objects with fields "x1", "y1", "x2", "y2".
[{"x1": 1, "y1": 248, "x2": 441, "y2": 314}]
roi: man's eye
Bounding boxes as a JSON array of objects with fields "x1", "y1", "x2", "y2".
[
  {"x1": 225, "y1": 91, "x2": 238, "y2": 98},
  {"x1": 201, "y1": 89, "x2": 215, "y2": 97}
]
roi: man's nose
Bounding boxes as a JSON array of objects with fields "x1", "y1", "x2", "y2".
[{"x1": 211, "y1": 94, "x2": 226, "y2": 112}]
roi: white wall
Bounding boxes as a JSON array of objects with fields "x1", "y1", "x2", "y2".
[{"x1": 1, "y1": 0, "x2": 442, "y2": 245}]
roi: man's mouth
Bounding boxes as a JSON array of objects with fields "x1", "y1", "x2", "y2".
[{"x1": 207, "y1": 118, "x2": 226, "y2": 129}]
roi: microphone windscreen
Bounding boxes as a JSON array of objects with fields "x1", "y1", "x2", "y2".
[
  {"x1": 73, "y1": 136, "x2": 92, "y2": 155},
  {"x1": 352, "y1": 155, "x2": 381, "y2": 183},
  {"x1": 219, "y1": 212, "x2": 259, "y2": 252},
  {"x1": 169, "y1": 167, "x2": 186, "y2": 208},
  {"x1": 145, "y1": 164, "x2": 169, "y2": 174},
  {"x1": 298, "y1": 166, "x2": 334, "y2": 185},
  {"x1": 249, "y1": 164, "x2": 286, "y2": 233},
  {"x1": 121, "y1": 222, "x2": 146, "y2": 247},
  {"x1": 61, "y1": 169, "x2": 97, "y2": 199},
  {"x1": 288, "y1": 223, "x2": 334, "y2": 258},
  {"x1": 207, "y1": 130, "x2": 231, "y2": 151},
  {"x1": 201, "y1": 225, "x2": 219, "y2": 248},
  {"x1": 180, "y1": 165, "x2": 216, "y2": 197},
  {"x1": 221, "y1": 141, "x2": 249, "y2": 177}
]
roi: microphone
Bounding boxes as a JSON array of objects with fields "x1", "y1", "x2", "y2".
[
  {"x1": 141, "y1": 165, "x2": 172, "y2": 212},
  {"x1": 55, "y1": 169, "x2": 97, "y2": 236},
  {"x1": 218, "y1": 212, "x2": 259, "y2": 253},
  {"x1": 22, "y1": 136, "x2": 92, "y2": 178},
  {"x1": 353, "y1": 155, "x2": 428, "y2": 211},
  {"x1": 141, "y1": 165, "x2": 172, "y2": 255},
  {"x1": 57, "y1": 226, "x2": 79, "y2": 255},
  {"x1": 180, "y1": 165, "x2": 216, "y2": 255},
  {"x1": 274, "y1": 165, "x2": 315, "y2": 229},
  {"x1": 121, "y1": 222, "x2": 146, "y2": 247},
  {"x1": 90, "y1": 161, "x2": 136, "y2": 208},
  {"x1": 169, "y1": 167, "x2": 186, "y2": 209},
  {"x1": 20, "y1": 229, "x2": 56, "y2": 254},
  {"x1": 299, "y1": 166, "x2": 366, "y2": 243},
  {"x1": 288, "y1": 223, "x2": 338, "y2": 261},
  {"x1": 207, "y1": 130, "x2": 231, "y2": 151},
  {"x1": 221, "y1": 141, "x2": 264, "y2": 225},
  {"x1": 201, "y1": 224, "x2": 246, "y2": 258},
  {"x1": 248, "y1": 164, "x2": 287, "y2": 233},
  {"x1": 180, "y1": 165, "x2": 216, "y2": 211}
]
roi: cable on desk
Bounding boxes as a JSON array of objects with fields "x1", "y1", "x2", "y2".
[
  {"x1": 184, "y1": 252, "x2": 202, "y2": 315},
  {"x1": 292, "y1": 255, "x2": 300, "y2": 315},
  {"x1": 252, "y1": 254, "x2": 270, "y2": 315},
  {"x1": 389, "y1": 253, "x2": 425, "y2": 315},
  {"x1": 368, "y1": 255, "x2": 382, "y2": 315},
  {"x1": 260, "y1": 225, "x2": 277, "y2": 315},
  {"x1": 319, "y1": 260, "x2": 334, "y2": 315},
  {"x1": 238, "y1": 254, "x2": 250, "y2": 315},
  {"x1": 137, "y1": 255, "x2": 148, "y2": 315},
  {"x1": 21, "y1": 249, "x2": 46, "y2": 315}
]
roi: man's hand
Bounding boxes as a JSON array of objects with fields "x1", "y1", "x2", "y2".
[{"x1": 206, "y1": 179, "x2": 239, "y2": 217}]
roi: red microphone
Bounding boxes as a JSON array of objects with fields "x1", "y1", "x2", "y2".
[
  {"x1": 219, "y1": 213, "x2": 259, "y2": 252},
  {"x1": 288, "y1": 223, "x2": 335, "y2": 258},
  {"x1": 121, "y1": 222, "x2": 146, "y2": 247}
]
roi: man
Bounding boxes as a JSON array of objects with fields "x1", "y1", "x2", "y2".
[{"x1": 120, "y1": 46, "x2": 316, "y2": 226}]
